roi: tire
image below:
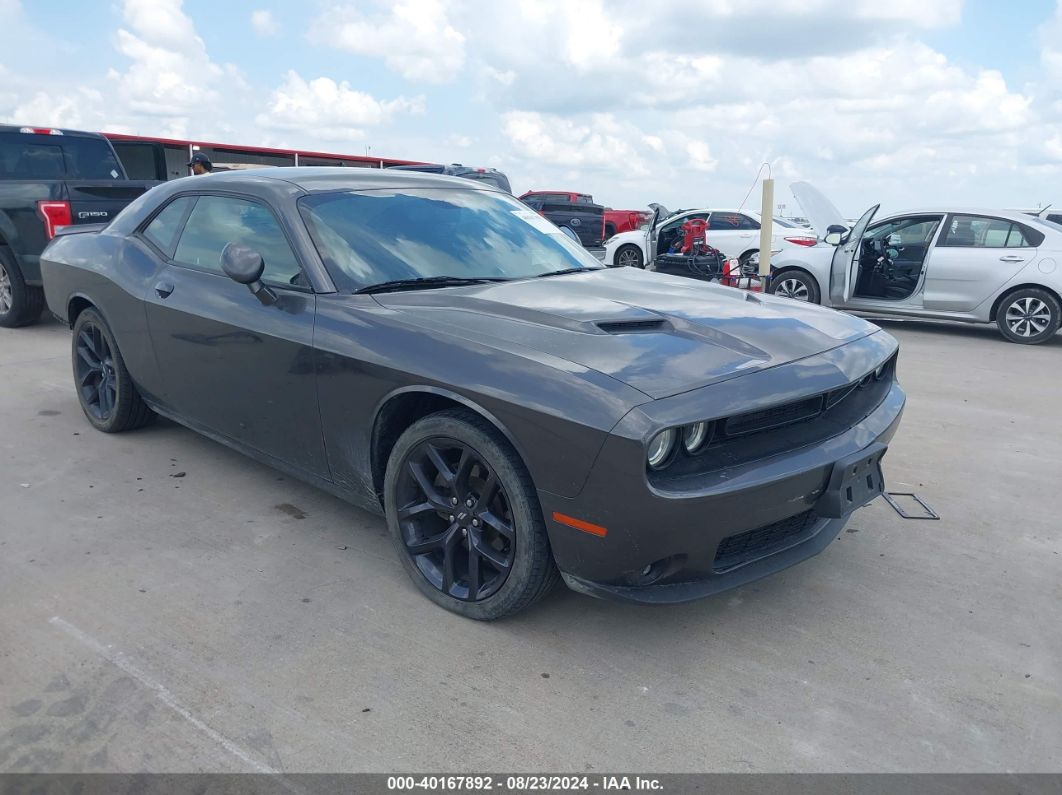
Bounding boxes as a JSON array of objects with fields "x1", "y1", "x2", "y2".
[
  {"x1": 995, "y1": 287, "x2": 1061, "y2": 344},
  {"x1": 615, "y1": 244, "x2": 644, "y2": 269},
  {"x1": 71, "y1": 308, "x2": 155, "y2": 432},
  {"x1": 769, "y1": 269, "x2": 820, "y2": 304},
  {"x1": 738, "y1": 250, "x2": 758, "y2": 273},
  {"x1": 384, "y1": 409, "x2": 558, "y2": 620},
  {"x1": 0, "y1": 248, "x2": 45, "y2": 328}
]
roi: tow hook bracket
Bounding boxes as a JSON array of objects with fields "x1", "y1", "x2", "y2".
[{"x1": 883, "y1": 492, "x2": 939, "y2": 520}]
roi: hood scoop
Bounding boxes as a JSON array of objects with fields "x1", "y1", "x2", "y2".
[{"x1": 595, "y1": 318, "x2": 669, "y2": 334}]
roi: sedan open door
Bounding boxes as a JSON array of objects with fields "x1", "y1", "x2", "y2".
[{"x1": 831, "y1": 204, "x2": 879, "y2": 305}]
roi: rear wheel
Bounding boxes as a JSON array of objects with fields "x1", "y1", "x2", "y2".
[
  {"x1": 995, "y1": 288, "x2": 1061, "y2": 344},
  {"x1": 0, "y1": 249, "x2": 45, "y2": 328},
  {"x1": 769, "y1": 269, "x2": 820, "y2": 304},
  {"x1": 615, "y1": 244, "x2": 644, "y2": 269},
  {"x1": 384, "y1": 410, "x2": 558, "y2": 620},
  {"x1": 71, "y1": 308, "x2": 155, "y2": 432}
]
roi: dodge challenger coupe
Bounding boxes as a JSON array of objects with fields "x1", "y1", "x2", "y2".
[{"x1": 41, "y1": 168, "x2": 906, "y2": 620}]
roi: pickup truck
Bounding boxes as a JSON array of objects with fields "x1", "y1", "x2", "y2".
[
  {"x1": 0, "y1": 125, "x2": 158, "y2": 327},
  {"x1": 603, "y1": 208, "x2": 650, "y2": 240},
  {"x1": 519, "y1": 191, "x2": 605, "y2": 248}
]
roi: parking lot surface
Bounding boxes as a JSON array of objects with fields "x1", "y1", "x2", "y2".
[{"x1": 1, "y1": 318, "x2": 1059, "y2": 773}]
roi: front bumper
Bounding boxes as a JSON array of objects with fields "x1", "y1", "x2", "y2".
[{"x1": 538, "y1": 332, "x2": 905, "y2": 604}]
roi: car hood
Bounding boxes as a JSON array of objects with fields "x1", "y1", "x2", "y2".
[
  {"x1": 791, "y1": 182, "x2": 849, "y2": 239},
  {"x1": 373, "y1": 268, "x2": 879, "y2": 399}
]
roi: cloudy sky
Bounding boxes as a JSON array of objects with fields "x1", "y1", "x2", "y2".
[{"x1": 2, "y1": 0, "x2": 1062, "y2": 215}]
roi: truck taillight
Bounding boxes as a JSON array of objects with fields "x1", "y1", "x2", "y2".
[
  {"x1": 38, "y1": 201, "x2": 72, "y2": 239},
  {"x1": 784, "y1": 236, "x2": 817, "y2": 247},
  {"x1": 19, "y1": 127, "x2": 63, "y2": 135}
]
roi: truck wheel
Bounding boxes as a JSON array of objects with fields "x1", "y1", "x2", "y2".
[
  {"x1": 0, "y1": 249, "x2": 45, "y2": 328},
  {"x1": 995, "y1": 288, "x2": 1061, "y2": 344},
  {"x1": 615, "y1": 244, "x2": 644, "y2": 269},
  {"x1": 384, "y1": 409, "x2": 558, "y2": 620},
  {"x1": 71, "y1": 308, "x2": 156, "y2": 432}
]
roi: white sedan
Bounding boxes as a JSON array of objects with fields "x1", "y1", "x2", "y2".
[
  {"x1": 766, "y1": 182, "x2": 1062, "y2": 344},
  {"x1": 603, "y1": 206, "x2": 816, "y2": 270}
]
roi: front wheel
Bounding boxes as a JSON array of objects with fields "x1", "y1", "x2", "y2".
[
  {"x1": 71, "y1": 308, "x2": 156, "y2": 432},
  {"x1": 615, "y1": 244, "x2": 644, "y2": 269},
  {"x1": 384, "y1": 410, "x2": 558, "y2": 620},
  {"x1": 769, "y1": 269, "x2": 820, "y2": 304},
  {"x1": 996, "y1": 288, "x2": 1061, "y2": 344}
]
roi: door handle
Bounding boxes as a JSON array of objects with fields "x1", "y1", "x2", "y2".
[
  {"x1": 999, "y1": 255, "x2": 1026, "y2": 262},
  {"x1": 154, "y1": 281, "x2": 174, "y2": 298}
]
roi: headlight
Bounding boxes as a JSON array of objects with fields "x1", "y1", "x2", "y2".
[
  {"x1": 647, "y1": 429, "x2": 677, "y2": 470},
  {"x1": 874, "y1": 363, "x2": 887, "y2": 380},
  {"x1": 683, "y1": 421, "x2": 710, "y2": 454}
]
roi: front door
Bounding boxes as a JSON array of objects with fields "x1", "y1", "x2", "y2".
[
  {"x1": 143, "y1": 193, "x2": 327, "y2": 477},
  {"x1": 831, "y1": 204, "x2": 879, "y2": 305},
  {"x1": 922, "y1": 214, "x2": 1040, "y2": 312},
  {"x1": 705, "y1": 211, "x2": 759, "y2": 260},
  {"x1": 844, "y1": 214, "x2": 944, "y2": 309}
]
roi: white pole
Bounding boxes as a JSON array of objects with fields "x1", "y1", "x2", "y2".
[{"x1": 759, "y1": 178, "x2": 774, "y2": 279}]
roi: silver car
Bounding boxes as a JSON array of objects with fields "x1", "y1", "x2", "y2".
[{"x1": 768, "y1": 183, "x2": 1062, "y2": 344}]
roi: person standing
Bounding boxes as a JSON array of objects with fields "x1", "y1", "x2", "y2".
[{"x1": 188, "y1": 152, "x2": 213, "y2": 175}]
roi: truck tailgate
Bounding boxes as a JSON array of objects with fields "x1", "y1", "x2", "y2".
[{"x1": 66, "y1": 180, "x2": 157, "y2": 226}]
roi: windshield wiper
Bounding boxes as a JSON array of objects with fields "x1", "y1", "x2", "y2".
[
  {"x1": 534, "y1": 267, "x2": 594, "y2": 278},
  {"x1": 355, "y1": 276, "x2": 509, "y2": 295}
]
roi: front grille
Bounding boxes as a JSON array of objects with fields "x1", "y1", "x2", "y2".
[
  {"x1": 724, "y1": 395, "x2": 825, "y2": 437},
  {"x1": 713, "y1": 510, "x2": 820, "y2": 572},
  {"x1": 651, "y1": 352, "x2": 898, "y2": 486}
]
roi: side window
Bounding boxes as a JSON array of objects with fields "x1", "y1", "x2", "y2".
[
  {"x1": 173, "y1": 195, "x2": 303, "y2": 284},
  {"x1": 939, "y1": 215, "x2": 1034, "y2": 248},
  {"x1": 738, "y1": 214, "x2": 760, "y2": 230},
  {"x1": 142, "y1": 196, "x2": 195, "y2": 258},
  {"x1": 708, "y1": 213, "x2": 750, "y2": 231}
]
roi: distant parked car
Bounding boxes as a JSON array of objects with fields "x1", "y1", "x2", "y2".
[
  {"x1": 386, "y1": 163, "x2": 512, "y2": 193},
  {"x1": 520, "y1": 191, "x2": 604, "y2": 248},
  {"x1": 0, "y1": 124, "x2": 158, "y2": 327},
  {"x1": 603, "y1": 208, "x2": 650, "y2": 239},
  {"x1": 767, "y1": 182, "x2": 1062, "y2": 344},
  {"x1": 603, "y1": 206, "x2": 816, "y2": 270}
]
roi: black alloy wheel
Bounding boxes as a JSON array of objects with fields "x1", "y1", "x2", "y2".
[
  {"x1": 384, "y1": 410, "x2": 558, "y2": 619},
  {"x1": 71, "y1": 308, "x2": 155, "y2": 432},
  {"x1": 395, "y1": 439, "x2": 515, "y2": 601},
  {"x1": 75, "y1": 322, "x2": 118, "y2": 422}
]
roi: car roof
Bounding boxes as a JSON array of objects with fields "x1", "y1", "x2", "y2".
[
  {"x1": 186, "y1": 166, "x2": 500, "y2": 193},
  {"x1": 877, "y1": 208, "x2": 1045, "y2": 222},
  {"x1": 0, "y1": 124, "x2": 106, "y2": 139}
]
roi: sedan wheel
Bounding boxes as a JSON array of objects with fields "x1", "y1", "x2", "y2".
[
  {"x1": 775, "y1": 278, "x2": 810, "y2": 301},
  {"x1": 615, "y1": 244, "x2": 644, "y2": 269},
  {"x1": 996, "y1": 288, "x2": 1061, "y2": 344},
  {"x1": 384, "y1": 410, "x2": 558, "y2": 619},
  {"x1": 768, "y1": 269, "x2": 820, "y2": 304}
]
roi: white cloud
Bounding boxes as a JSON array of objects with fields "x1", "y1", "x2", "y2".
[
  {"x1": 256, "y1": 71, "x2": 425, "y2": 140},
  {"x1": 310, "y1": 0, "x2": 465, "y2": 84},
  {"x1": 107, "y1": 0, "x2": 246, "y2": 136},
  {"x1": 251, "y1": 9, "x2": 278, "y2": 36}
]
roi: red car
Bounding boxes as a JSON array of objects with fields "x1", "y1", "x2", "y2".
[{"x1": 604, "y1": 208, "x2": 651, "y2": 239}]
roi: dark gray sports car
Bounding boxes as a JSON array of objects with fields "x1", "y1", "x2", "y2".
[{"x1": 41, "y1": 168, "x2": 905, "y2": 619}]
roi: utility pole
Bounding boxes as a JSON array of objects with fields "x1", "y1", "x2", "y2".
[{"x1": 758, "y1": 178, "x2": 774, "y2": 279}]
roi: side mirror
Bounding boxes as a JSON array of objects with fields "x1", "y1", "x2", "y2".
[
  {"x1": 221, "y1": 242, "x2": 276, "y2": 306},
  {"x1": 823, "y1": 224, "x2": 846, "y2": 246}
]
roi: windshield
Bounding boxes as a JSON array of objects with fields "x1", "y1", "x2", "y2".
[{"x1": 299, "y1": 188, "x2": 602, "y2": 292}]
